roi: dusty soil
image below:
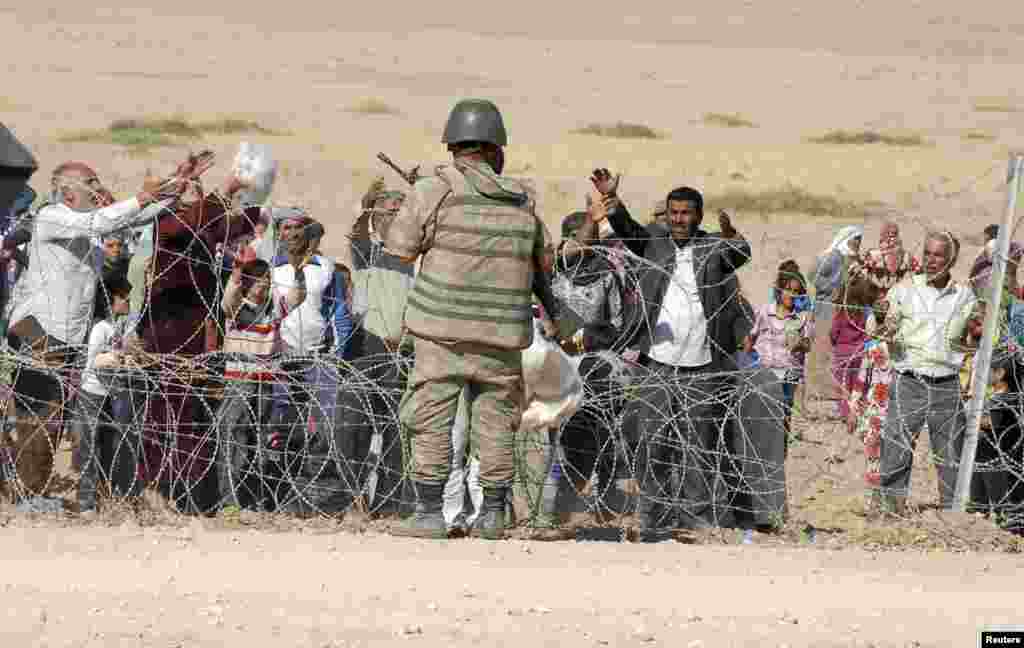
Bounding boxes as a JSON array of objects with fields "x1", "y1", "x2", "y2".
[{"x1": 2, "y1": 517, "x2": 1021, "y2": 648}]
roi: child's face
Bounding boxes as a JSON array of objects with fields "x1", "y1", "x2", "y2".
[
  {"x1": 968, "y1": 307, "x2": 986, "y2": 339},
  {"x1": 112, "y1": 294, "x2": 130, "y2": 315},
  {"x1": 246, "y1": 273, "x2": 271, "y2": 304},
  {"x1": 779, "y1": 279, "x2": 803, "y2": 309}
]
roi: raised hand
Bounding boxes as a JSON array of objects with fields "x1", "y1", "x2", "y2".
[
  {"x1": 589, "y1": 168, "x2": 621, "y2": 196},
  {"x1": 718, "y1": 209, "x2": 738, "y2": 239},
  {"x1": 362, "y1": 177, "x2": 386, "y2": 209}
]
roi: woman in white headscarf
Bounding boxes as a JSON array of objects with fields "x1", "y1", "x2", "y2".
[
  {"x1": 806, "y1": 225, "x2": 863, "y2": 416},
  {"x1": 813, "y1": 225, "x2": 864, "y2": 301}
]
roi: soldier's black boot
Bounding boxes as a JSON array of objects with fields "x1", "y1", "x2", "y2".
[
  {"x1": 473, "y1": 487, "x2": 508, "y2": 540},
  {"x1": 391, "y1": 482, "x2": 448, "y2": 539}
]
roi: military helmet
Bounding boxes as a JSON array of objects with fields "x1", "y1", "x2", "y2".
[{"x1": 441, "y1": 99, "x2": 508, "y2": 147}]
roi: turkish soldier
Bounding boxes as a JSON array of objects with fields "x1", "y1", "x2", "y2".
[{"x1": 384, "y1": 98, "x2": 558, "y2": 539}]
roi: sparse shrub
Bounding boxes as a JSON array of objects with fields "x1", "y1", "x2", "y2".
[
  {"x1": 708, "y1": 185, "x2": 868, "y2": 219},
  {"x1": 702, "y1": 112, "x2": 756, "y2": 128},
  {"x1": 58, "y1": 115, "x2": 285, "y2": 149},
  {"x1": 346, "y1": 98, "x2": 401, "y2": 115},
  {"x1": 571, "y1": 122, "x2": 664, "y2": 139},
  {"x1": 807, "y1": 130, "x2": 929, "y2": 147}
]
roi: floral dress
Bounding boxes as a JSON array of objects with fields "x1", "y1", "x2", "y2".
[
  {"x1": 847, "y1": 248, "x2": 921, "y2": 490},
  {"x1": 850, "y1": 334, "x2": 891, "y2": 490}
]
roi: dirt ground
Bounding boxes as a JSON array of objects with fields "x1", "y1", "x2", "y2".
[
  {"x1": 1, "y1": 412, "x2": 1021, "y2": 647},
  {"x1": 2, "y1": 515, "x2": 1021, "y2": 648}
]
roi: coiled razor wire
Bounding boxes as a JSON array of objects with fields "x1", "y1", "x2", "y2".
[{"x1": 1, "y1": 181, "x2": 1022, "y2": 536}]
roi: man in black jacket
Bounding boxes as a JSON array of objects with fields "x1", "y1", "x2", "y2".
[{"x1": 590, "y1": 169, "x2": 751, "y2": 538}]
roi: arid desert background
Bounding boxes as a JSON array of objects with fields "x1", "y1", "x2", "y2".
[{"x1": 2, "y1": 1, "x2": 1024, "y2": 646}]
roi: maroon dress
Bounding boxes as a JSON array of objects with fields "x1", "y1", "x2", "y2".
[{"x1": 136, "y1": 191, "x2": 259, "y2": 510}]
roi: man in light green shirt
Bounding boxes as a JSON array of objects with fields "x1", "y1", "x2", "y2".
[{"x1": 876, "y1": 231, "x2": 975, "y2": 514}]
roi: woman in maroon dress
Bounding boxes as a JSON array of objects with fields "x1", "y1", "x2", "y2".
[{"x1": 133, "y1": 172, "x2": 261, "y2": 512}]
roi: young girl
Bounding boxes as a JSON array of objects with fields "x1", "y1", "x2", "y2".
[
  {"x1": 75, "y1": 277, "x2": 134, "y2": 514},
  {"x1": 831, "y1": 277, "x2": 877, "y2": 425},
  {"x1": 745, "y1": 261, "x2": 813, "y2": 432},
  {"x1": 216, "y1": 248, "x2": 278, "y2": 509}
]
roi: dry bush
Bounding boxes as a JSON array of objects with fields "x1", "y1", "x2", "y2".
[
  {"x1": 807, "y1": 130, "x2": 929, "y2": 147},
  {"x1": 346, "y1": 98, "x2": 402, "y2": 115},
  {"x1": 707, "y1": 185, "x2": 869, "y2": 219},
  {"x1": 59, "y1": 116, "x2": 284, "y2": 149},
  {"x1": 973, "y1": 101, "x2": 1021, "y2": 113},
  {"x1": 571, "y1": 122, "x2": 664, "y2": 139},
  {"x1": 964, "y1": 131, "x2": 997, "y2": 142},
  {"x1": 702, "y1": 112, "x2": 756, "y2": 128}
]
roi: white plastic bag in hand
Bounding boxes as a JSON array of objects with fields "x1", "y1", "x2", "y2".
[
  {"x1": 521, "y1": 319, "x2": 584, "y2": 432},
  {"x1": 231, "y1": 142, "x2": 278, "y2": 206}
]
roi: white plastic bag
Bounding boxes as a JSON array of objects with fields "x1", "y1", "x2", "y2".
[
  {"x1": 520, "y1": 319, "x2": 584, "y2": 433},
  {"x1": 231, "y1": 141, "x2": 278, "y2": 206}
]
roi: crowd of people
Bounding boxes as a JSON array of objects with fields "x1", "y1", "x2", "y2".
[{"x1": 0, "y1": 98, "x2": 1021, "y2": 542}]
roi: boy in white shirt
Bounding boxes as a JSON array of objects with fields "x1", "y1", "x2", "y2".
[{"x1": 74, "y1": 277, "x2": 133, "y2": 514}]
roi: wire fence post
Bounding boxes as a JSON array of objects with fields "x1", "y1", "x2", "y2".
[{"x1": 953, "y1": 153, "x2": 1024, "y2": 512}]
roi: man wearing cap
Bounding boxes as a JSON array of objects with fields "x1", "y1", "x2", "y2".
[
  {"x1": 384, "y1": 98, "x2": 559, "y2": 539},
  {"x1": 266, "y1": 209, "x2": 354, "y2": 498}
]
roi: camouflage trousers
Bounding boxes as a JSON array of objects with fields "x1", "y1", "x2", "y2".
[{"x1": 400, "y1": 335, "x2": 523, "y2": 490}]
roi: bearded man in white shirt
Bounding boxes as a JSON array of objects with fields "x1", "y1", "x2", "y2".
[{"x1": 4, "y1": 161, "x2": 182, "y2": 496}]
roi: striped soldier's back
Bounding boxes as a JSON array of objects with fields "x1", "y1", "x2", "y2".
[{"x1": 405, "y1": 161, "x2": 541, "y2": 349}]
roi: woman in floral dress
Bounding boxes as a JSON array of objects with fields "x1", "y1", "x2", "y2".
[{"x1": 847, "y1": 223, "x2": 920, "y2": 504}]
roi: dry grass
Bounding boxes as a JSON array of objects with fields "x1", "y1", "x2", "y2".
[
  {"x1": 807, "y1": 130, "x2": 929, "y2": 147},
  {"x1": 702, "y1": 112, "x2": 756, "y2": 128},
  {"x1": 345, "y1": 97, "x2": 402, "y2": 115},
  {"x1": 58, "y1": 116, "x2": 285, "y2": 149},
  {"x1": 973, "y1": 101, "x2": 1021, "y2": 113},
  {"x1": 571, "y1": 121, "x2": 664, "y2": 139},
  {"x1": 964, "y1": 130, "x2": 997, "y2": 142},
  {"x1": 707, "y1": 185, "x2": 870, "y2": 219}
]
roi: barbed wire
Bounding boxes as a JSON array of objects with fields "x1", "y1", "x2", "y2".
[{"x1": 0, "y1": 177, "x2": 1021, "y2": 542}]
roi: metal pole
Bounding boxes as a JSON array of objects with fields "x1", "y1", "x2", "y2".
[{"x1": 953, "y1": 153, "x2": 1024, "y2": 511}]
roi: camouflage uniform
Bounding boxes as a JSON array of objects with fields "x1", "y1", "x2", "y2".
[{"x1": 387, "y1": 158, "x2": 548, "y2": 536}]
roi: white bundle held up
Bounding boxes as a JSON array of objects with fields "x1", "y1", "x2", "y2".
[
  {"x1": 520, "y1": 319, "x2": 584, "y2": 433},
  {"x1": 231, "y1": 142, "x2": 278, "y2": 207}
]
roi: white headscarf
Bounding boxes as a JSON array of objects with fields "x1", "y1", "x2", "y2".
[{"x1": 825, "y1": 225, "x2": 864, "y2": 257}]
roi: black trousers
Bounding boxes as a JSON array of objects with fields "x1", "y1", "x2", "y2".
[
  {"x1": 623, "y1": 358, "x2": 733, "y2": 527},
  {"x1": 336, "y1": 328, "x2": 410, "y2": 512}
]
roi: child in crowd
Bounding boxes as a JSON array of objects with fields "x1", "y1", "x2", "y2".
[
  {"x1": 74, "y1": 277, "x2": 134, "y2": 514},
  {"x1": 830, "y1": 277, "x2": 877, "y2": 426},
  {"x1": 217, "y1": 247, "x2": 278, "y2": 508},
  {"x1": 745, "y1": 261, "x2": 813, "y2": 433}
]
